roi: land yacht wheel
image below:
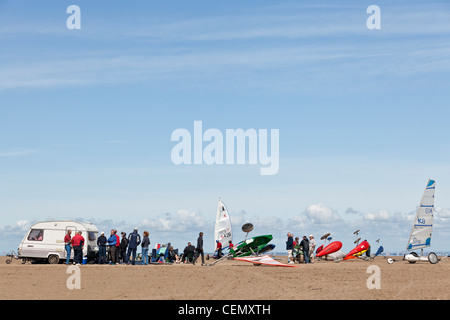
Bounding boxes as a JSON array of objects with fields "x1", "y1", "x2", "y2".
[
  {"x1": 407, "y1": 252, "x2": 418, "y2": 264},
  {"x1": 428, "y1": 252, "x2": 438, "y2": 264}
]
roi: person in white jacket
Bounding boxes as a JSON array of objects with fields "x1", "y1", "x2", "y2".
[{"x1": 309, "y1": 235, "x2": 316, "y2": 263}]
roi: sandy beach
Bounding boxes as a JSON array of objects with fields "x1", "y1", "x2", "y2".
[{"x1": 0, "y1": 255, "x2": 448, "y2": 301}]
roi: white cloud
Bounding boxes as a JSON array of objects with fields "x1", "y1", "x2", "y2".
[
  {"x1": 436, "y1": 207, "x2": 450, "y2": 219},
  {"x1": 345, "y1": 207, "x2": 362, "y2": 215},
  {"x1": 301, "y1": 203, "x2": 341, "y2": 225},
  {"x1": 2, "y1": 4, "x2": 450, "y2": 92},
  {"x1": 364, "y1": 209, "x2": 390, "y2": 221},
  {"x1": 141, "y1": 209, "x2": 206, "y2": 232},
  {"x1": 15, "y1": 220, "x2": 29, "y2": 229},
  {"x1": 2, "y1": 203, "x2": 450, "y2": 254},
  {"x1": 0, "y1": 148, "x2": 36, "y2": 157}
]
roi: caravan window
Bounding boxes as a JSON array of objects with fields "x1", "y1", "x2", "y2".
[
  {"x1": 88, "y1": 232, "x2": 97, "y2": 241},
  {"x1": 28, "y1": 229, "x2": 44, "y2": 241}
]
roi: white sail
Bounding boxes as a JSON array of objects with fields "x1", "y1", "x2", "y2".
[
  {"x1": 407, "y1": 179, "x2": 435, "y2": 251},
  {"x1": 214, "y1": 199, "x2": 233, "y2": 249}
]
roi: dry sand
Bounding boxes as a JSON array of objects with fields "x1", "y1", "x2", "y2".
[{"x1": 0, "y1": 255, "x2": 449, "y2": 300}]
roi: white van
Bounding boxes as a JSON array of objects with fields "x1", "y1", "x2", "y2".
[{"x1": 18, "y1": 220, "x2": 99, "y2": 264}]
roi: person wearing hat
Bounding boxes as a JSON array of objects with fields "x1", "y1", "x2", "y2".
[
  {"x1": 97, "y1": 231, "x2": 107, "y2": 264},
  {"x1": 127, "y1": 227, "x2": 141, "y2": 265},
  {"x1": 309, "y1": 235, "x2": 316, "y2": 263}
]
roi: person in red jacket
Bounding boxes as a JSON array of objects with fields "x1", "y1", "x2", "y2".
[
  {"x1": 114, "y1": 230, "x2": 120, "y2": 263},
  {"x1": 71, "y1": 231, "x2": 85, "y2": 265},
  {"x1": 216, "y1": 240, "x2": 223, "y2": 259}
]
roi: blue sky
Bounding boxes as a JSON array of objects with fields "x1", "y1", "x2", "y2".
[{"x1": 1, "y1": 0, "x2": 450, "y2": 254}]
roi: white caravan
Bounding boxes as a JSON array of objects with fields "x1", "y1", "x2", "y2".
[{"x1": 18, "y1": 220, "x2": 99, "y2": 264}]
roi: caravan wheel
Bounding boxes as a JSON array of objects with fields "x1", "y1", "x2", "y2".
[
  {"x1": 428, "y1": 252, "x2": 438, "y2": 264},
  {"x1": 48, "y1": 255, "x2": 60, "y2": 264}
]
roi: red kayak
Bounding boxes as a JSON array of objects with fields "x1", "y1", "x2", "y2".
[
  {"x1": 316, "y1": 241, "x2": 342, "y2": 258},
  {"x1": 316, "y1": 245, "x2": 323, "y2": 255},
  {"x1": 344, "y1": 240, "x2": 369, "y2": 258}
]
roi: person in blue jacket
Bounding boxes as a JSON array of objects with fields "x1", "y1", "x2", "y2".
[
  {"x1": 107, "y1": 229, "x2": 118, "y2": 265},
  {"x1": 127, "y1": 227, "x2": 141, "y2": 265}
]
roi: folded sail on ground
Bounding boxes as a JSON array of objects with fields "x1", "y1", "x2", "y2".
[{"x1": 234, "y1": 255, "x2": 302, "y2": 267}]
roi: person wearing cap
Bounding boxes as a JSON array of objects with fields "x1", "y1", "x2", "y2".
[
  {"x1": 309, "y1": 235, "x2": 316, "y2": 263},
  {"x1": 127, "y1": 227, "x2": 141, "y2": 265},
  {"x1": 97, "y1": 231, "x2": 107, "y2": 264},
  {"x1": 107, "y1": 229, "x2": 118, "y2": 265}
]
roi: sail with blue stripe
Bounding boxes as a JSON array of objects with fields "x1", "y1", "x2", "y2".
[{"x1": 407, "y1": 179, "x2": 435, "y2": 251}]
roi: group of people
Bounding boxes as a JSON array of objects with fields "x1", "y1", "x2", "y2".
[
  {"x1": 63, "y1": 228, "x2": 210, "y2": 266},
  {"x1": 161, "y1": 231, "x2": 228, "y2": 265},
  {"x1": 286, "y1": 233, "x2": 316, "y2": 264},
  {"x1": 64, "y1": 230, "x2": 85, "y2": 265},
  {"x1": 96, "y1": 228, "x2": 147, "y2": 265},
  {"x1": 65, "y1": 228, "x2": 322, "y2": 266},
  {"x1": 64, "y1": 227, "x2": 149, "y2": 265}
]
